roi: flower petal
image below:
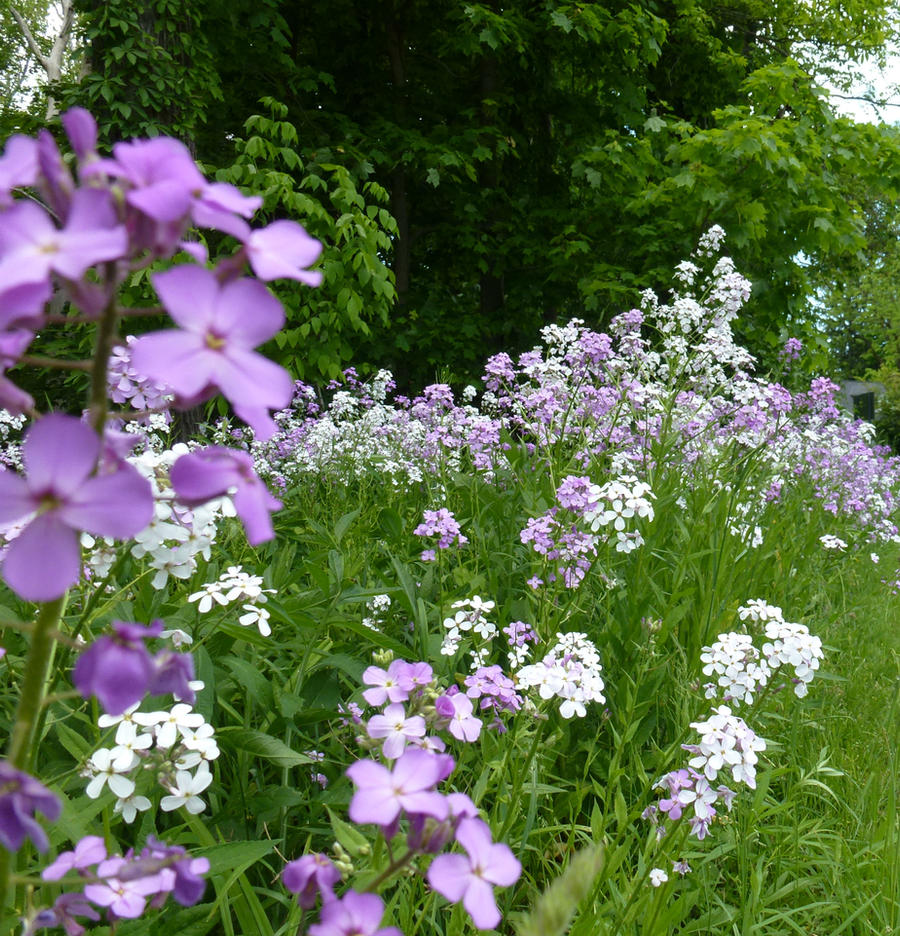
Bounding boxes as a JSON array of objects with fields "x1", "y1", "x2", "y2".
[
  {"x1": 61, "y1": 463, "x2": 154, "y2": 538},
  {"x1": 23, "y1": 414, "x2": 98, "y2": 498},
  {"x1": 3, "y1": 514, "x2": 81, "y2": 601}
]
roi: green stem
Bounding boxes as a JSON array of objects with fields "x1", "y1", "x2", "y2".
[
  {"x1": 88, "y1": 270, "x2": 120, "y2": 434},
  {"x1": 363, "y1": 847, "x2": 417, "y2": 892},
  {"x1": 0, "y1": 595, "x2": 67, "y2": 930}
]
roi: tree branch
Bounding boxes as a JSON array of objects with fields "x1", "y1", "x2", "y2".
[{"x1": 8, "y1": 4, "x2": 52, "y2": 75}]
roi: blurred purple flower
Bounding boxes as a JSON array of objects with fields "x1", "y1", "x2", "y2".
[
  {"x1": 41, "y1": 835, "x2": 107, "y2": 880},
  {"x1": 244, "y1": 220, "x2": 323, "y2": 285},
  {"x1": 282, "y1": 853, "x2": 341, "y2": 909},
  {"x1": 169, "y1": 446, "x2": 281, "y2": 544},
  {"x1": 0, "y1": 761, "x2": 61, "y2": 852},
  {"x1": 72, "y1": 620, "x2": 163, "y2": 715},
  {"x1": 426, "y1": 817, "x2": 521, "y2": 930},
  {"x1": 0, "y1": 414, "x2": 154, "y2": 601},
  {"x1": 0, "y1": 189, "x2": 126, "y2": 293}
]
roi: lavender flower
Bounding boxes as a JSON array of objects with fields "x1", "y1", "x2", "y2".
[
  {"x1": 308, "y1": 890, "x2": 401, "y2": 936},
  {"x1": 282, "y1": 853, "x2": 341, "y2": 908},
  {"x1": 73, "y1": 620, "x2": 164, "y2": 715},
  {"x1": 0, "y1": 414, "x2": 153, "y2": 601},
  {"x1": 0, "y1": 761, "x2": 60, "y2": 852},
  {"x1": 427, "y1": 817, "x2": 521, "y2": 930}
]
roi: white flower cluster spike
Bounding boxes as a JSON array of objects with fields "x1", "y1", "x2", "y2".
[
  {"x1": 700, "y1": 632, "x2": 771, "y2": 705},
  {"x1": 684, "y1": 705, "x2": 766, "y2": 788},
  {"x1": 515, "y1": 631, "x2": 605, "y2": 718},
  {"x1": 188, "y1": 565, "x2": 275, "y2": 635},
  {"x1": 440, "y1": 596, "x2": 497, "y2": 666},
  {"x1": 85, "y1": 693, "x2": 219, "y2": 821}
]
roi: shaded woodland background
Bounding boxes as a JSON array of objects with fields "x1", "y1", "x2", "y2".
[{"x1": 4, "y1": 0, "x2": 900, "y2": 400}]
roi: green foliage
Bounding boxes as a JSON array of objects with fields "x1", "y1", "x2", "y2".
[
  {"x1": 215, "y1": 100, "x2": 397, "y2": 379},
  {"x1": 59, "y1": 0, "x2": 223, "y2": 142}
]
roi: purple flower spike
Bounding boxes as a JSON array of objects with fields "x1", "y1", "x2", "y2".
[
  {"x1": 169, "y1": 446, "x2": 281, "y2": 544},
  {"x1": 72, "y1": 620, "x2": 164, "y2": 715},
  {"x1": 427, "y1": 817, "x2": 521, "y2": 930},
  {"x1": 308, "y1": 891, "x2": 401, "y2": 936},
  {"x1": 130, "y1": 266, "x2": 293, "y2": 440},
  {"x1": 0, "y1": 761, "x2": 61, "y2": 853},
  {"x1": 282, "y1": 853, "x2": 341, "y2": 909},
  {"x1": 0, "y1": 414, "x2": 154, "y2": 601}
]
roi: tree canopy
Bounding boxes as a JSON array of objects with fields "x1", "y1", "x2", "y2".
[{"x1": 8, "y1": 0, "x2": 900, "y2": 383}]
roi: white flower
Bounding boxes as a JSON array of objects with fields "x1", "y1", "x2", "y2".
[
  {"x1": 188, "y1": 582, "x2": 229, "y2": 614},
  {"x1": 819, "y1": 534, "x2": 847, "y2": 551},
  {"x1": 85, "y1": 748, "x2": 136, "y2": 800},
  {"x1": 113, "y1": 793, "x2": 152, "y2": 824},
  {"x1": 160, "y1": 628, "x2": 193, "y2": 648},
  {"x1": 649, "y1": 868, "x2": 668, "y2": 887},
  {"x1": 238, "y1": 604, "x2": 272, "y2": 637},
  {"x1": 137, "y1": 703, "x2": 205, "y2": 748},
  {"x1": 160, "y1": 762, "x2": 213, "y2": 814},
  {"x1": 109, "y1": 722, "x2": 153, "y2": 771}
]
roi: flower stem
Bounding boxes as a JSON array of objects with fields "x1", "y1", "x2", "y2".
[
  {"x1": 88, "y1": 268, "x2": 120, "y2": 434},
  {"x1": 0, "y1": 595, "x2": 67, "y2": 928}
]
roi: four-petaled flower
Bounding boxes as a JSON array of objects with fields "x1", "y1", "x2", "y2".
[
  {"x1": 130, "y1": 266, "x2": 294, "y2": 440},
  {"x1": 0, "y1": 414, "x2": 153, "y2": 601},
  {"x1": 427, "y1": 817, "x2": 521, "y2": 930}
]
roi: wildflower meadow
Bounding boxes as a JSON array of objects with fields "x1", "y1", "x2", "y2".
[{"x1": 0, "y1": 111, "x2": 897, "y2": 936}]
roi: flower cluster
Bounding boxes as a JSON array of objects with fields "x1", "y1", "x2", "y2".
[
  {"x1": 34, "y1": 834, "x2": 209, "y2": 926},
  {"x1": 361, "y1": 593, "x2": 391, "y2": 631},
  {"x1": 440, "y1": 596, "x2": 497, "y2": 666},
  {"x1": 516, "y1": 632, "x2": 606, "y2": 718},
  {"x1": 413, "y1": 507, "x2": 468, "y2": 562},
  {"x1": 188, "y1": 564, "x2": 275, "y2": 635},
  {"x1": 346, "y1": 749, "x2": 521, "y2": 929},
  {"x1": 85, "y1": 696, "x2": 218, "y2": 821}
]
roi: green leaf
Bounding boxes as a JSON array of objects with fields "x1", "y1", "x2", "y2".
[{"x1": 219, "y1": 728, "x2": 312, "y2": 767}]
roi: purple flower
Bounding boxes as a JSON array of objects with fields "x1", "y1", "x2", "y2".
[
  {"x1": 0, "y1": 761, "x2": 61, "y2": 852},
  {"x1": 0, "y1": 189, "x2": 126, "y2": 293},
  {"x1": 0, "y1": 280, "x2": 49, "y2": 331},
  {"x1": 41, "y1": 835, "x2": 107, "y2": 880},
  {"x1": 426, "y1": 817, "x2": 521, "y2": 930},
  {"x1": 0, "y1": 328, "x2": 35, "y2": 415},
  {"x1": 169, "y1": 446, "x2": 281, "y2": 544},
  {"x1": 83, "y1": 856, "x2": 166, "y2": 919},
  {"x1": 33, "y1": 893, "x2": 100, "y2": 936},
  {"x1": 61, "y1": 108, "x2": 98, "y2": 163},
  {"x1": 0, "y1": 414, "x2": 154, "y2": 601},
  {"x1": 149, "y1": 650, "x2": 196, "y2": 705},
  {"x1": 72, "y1": 620, "x2": 163, "y2": 715},
  {"x1": 361, "y1": 660, "x2": 414, "y2": 706},
  {"x1": 308, "y1": 891, "x2": 401, "y2": 936},
  {"x1": 346, "y1": 749, "x2": 451, "y2": 827},
  {"x1": 0, "y1": 134, "x2": 38, "y2": 208},
  {"x1": 130, "y1": 266, "x2": 293, "y2": 440},
  {"x1": 141, "y1": 837, "x2": 210, "y2": 906},
  {"x1": 244, "y1": 220, "x2": 323, "y2": 285},
  {"x1": 282, "y1": 853, "x2": 341, "y2": 908},
  {"x1": 366, "y1": 703, "x2": 426, "y2": 759}
]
